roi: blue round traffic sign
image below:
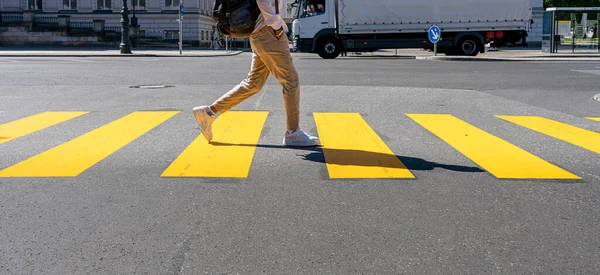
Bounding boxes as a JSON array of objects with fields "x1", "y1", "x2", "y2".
[{"x1": 428, "y1": 25, "x2": 441, "y2": 44}]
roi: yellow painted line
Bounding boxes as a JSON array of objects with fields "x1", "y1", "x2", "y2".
[
  {"x1": 0, "y1": 111, "x2": 88, "y2": 145},
  {"x1": 586, "y1": 117, "x2": 600, "y2": 122},
  {"x1": 313, "y1": 113, "x2": 414, "y2": 179},
  {"x1": 407, "y1": 114, "x2": 579, "y2": 179},
  {"x1": 0, "y1": 111, "x2": 178, "y2": 177},
  {"x1": 498, "y1": 116, "x2": 600, "y2": 155},
  {"x1": 162, "y1": 111, "x2": 268, "y2": 178}
]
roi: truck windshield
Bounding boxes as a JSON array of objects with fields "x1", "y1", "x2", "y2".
[{"x1": 298, "y1": 0, "x2": 325, "y2": 18}]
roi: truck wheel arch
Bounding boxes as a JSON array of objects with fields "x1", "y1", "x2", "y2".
[
  {"x1": 453, "y1": 32, "x2": 486, "y2": 54},
  {"x1": 311, "y1": 28, "x2": 339, "y2": 52}
]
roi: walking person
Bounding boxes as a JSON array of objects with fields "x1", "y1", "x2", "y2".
[
  {"x1": 209, "y1": 26, "x2": 220, "y2": 50},
  {"x1": 193, "y1": 0, "x2": 320, "y2": 147}
]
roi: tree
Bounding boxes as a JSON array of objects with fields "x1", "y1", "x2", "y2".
[{"x1": 544, "y1": 0, "x2": 600, "y2": 8}]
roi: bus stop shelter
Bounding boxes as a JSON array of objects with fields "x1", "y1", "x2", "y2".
[{"x1": 543, "y1": 7, "x2": 600, "y2": 53}]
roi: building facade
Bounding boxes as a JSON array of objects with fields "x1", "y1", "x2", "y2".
[
  {"x1": 1, "y1": 0, "x2": 218, "y2": 44},
  {"x1": 530, "y1": 0, "x2": 544, "y2": 46}
]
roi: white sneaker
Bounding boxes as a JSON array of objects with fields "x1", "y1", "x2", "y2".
[
  {"x1": 283, "y1": 129, "x2": 320, "y2": 147},
  {"x1": 193, "y1": 105, "x2": 216, "y2": 141}
]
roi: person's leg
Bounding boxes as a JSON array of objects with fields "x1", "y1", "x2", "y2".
[
  {"x1": 250, "y1": 26, "x2": 319, "y2": 146},
  {"x1": 193, "y1": 38, "x2": 270, "y2": 141},
  {"x1": 250, "y1": 26, "x2": 300, "y2": 131},
  {"x1": 210, "y1": 53, "x2": 270, "y2": 113}
]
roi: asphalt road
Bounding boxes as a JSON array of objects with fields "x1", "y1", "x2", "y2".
[{"x1": 1, "y1": 53, "x2": 599, "y2": 274}]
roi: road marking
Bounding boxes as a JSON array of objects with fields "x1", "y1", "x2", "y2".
[
  {"x1": 313, "y1": 113, "x2": 414, "y2": 179},
  {"x1": 0, "y1": 111, "x2": 88, "y2": 145},
  {"x1": 407, "y1": 114, "x2": 579, "y2": 179},
  {"x1": 498, "y1": 116, "x2": 600, "y2": 155},
  {"x1": 572, "y1": 70, "x2": 600, "y2": 76},
  {"x1": 162, "y1": 111, "x2": 268, "y2": 178},
  {"x1": 586, "y1": 117, "x2": 600, "y2": 122},
  {"x1": 72, "y1": 59, "x2": 96, "y2": 63},
  {"x1": 0, "y1": 111, "x2": 178, "y2": 177}
]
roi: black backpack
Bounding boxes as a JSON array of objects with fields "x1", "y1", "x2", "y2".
[{"x1": 213, "y1": 0, "x2": 279, "y2": 38}]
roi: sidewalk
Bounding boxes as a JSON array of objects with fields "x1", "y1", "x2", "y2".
[
  {"x1": 410, "y1": 47, "x2": 600, "y2": 61},
  {"x1": 0, "y1": 46, "x2": 245, "y2": 57},
  {"x1": 346, "y1": 47, "x2": 600, "y2": 61},
  {"x1": 1, "y1": 46, "x2": 600, "y2": 61}
]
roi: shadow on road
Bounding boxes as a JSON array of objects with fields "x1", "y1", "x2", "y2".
[{"x1": 210, "y1": 142, "x2": 484, "y2": 172}]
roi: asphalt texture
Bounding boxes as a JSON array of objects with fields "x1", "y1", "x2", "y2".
[{"x1": 1, "y1": 53, "x2": 600, "y2": 274}]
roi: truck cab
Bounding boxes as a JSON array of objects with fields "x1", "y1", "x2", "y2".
[{"x1": 292, "y1": 0, "x2": 340, "y2": 58}]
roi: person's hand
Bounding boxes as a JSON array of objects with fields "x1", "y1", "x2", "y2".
[{"x1": 273, "y1": 26, "x2": 284, "y2": 40}]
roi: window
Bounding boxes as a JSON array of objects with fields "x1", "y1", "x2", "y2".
[
  {"x1": 28, "y1": 0, "x2": 42, "y2": 10},
  {"x1": 97, "y1": 0, "x2": 111, "y2": 10},
  {"x1": 201, "y1": 31, "x2": 204, "y2": 41},
  {"x1": 286, "y1": 2, "x2": 297, "y2": 18},
  {"x1": 300, "y1": 0, "x2": 325, "y2": 18},
  {"x1": 165, "y1": 0, "x2": 180, "y2": 9},
  {"x1": 165, "y1": 30, "x2": 179, "y2": 39},
  {"x1": 132, "y1": 0, "x2": 146, "y2": 10},
  {"x1": 63, "y1": 0, "x2": 77, "y2": 9}
]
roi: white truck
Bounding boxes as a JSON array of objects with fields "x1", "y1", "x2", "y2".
[{"x1": 291, "y1": 0, "x2": 532, "y2": 59}]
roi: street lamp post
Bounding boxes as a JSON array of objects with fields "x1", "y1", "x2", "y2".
[
  {"x1": 132, "y1": 0, "x2": 137, "y2": 25},
  {"x1": 120, "y1": 0, "x2": 132, "y2": 54}
]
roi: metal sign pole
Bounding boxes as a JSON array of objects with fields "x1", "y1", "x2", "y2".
[
  {"x1": 428, "y1": 25, "x2": 441, "y2": 56},
  {"x1": 179, "y1": 3, "x2": 183, "y2": 55}
]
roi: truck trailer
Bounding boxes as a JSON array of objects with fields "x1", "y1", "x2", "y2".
[{"x1": 292, "y1": 0, "x2": 532, "y2": 59}]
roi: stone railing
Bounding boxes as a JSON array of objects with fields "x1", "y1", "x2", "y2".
[
  {"x1": 104, "y1": 25, "x2": 122, "y2": 33},
  {"x1": 1, "y1": 11, "x2": 24, "y2": 24},
  {"x1": 69, "y1": 20, "x2": 94, "y2": 29},
  {"x1": 35, "y1": 15, "x2": 59, "y2": 25}
]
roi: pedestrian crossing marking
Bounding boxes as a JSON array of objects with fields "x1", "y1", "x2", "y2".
[
  {"x1": 0, "y1": 111, "x2": 178, "y2": 177},
  {"x1": 586, "y1": 117, "x2": 600, "y2": 122},
  {"x1": 497, "y1": 116, "x2": 600, "y2": 155},
  {"x1": 313, "y1": 113, "x2": 414, "y2": 179},
  {"x1": 407, "y1": 114, "x2": 579, "y2": 179},
  {"x1": 0, "y1": 111, "x2": 88, "y2": 145},
  {"x1": 161, "y1": 111, "x2": 268, "y2": 178}
]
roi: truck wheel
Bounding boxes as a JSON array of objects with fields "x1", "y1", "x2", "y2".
[
  {"x1": 318, "y1": 38, "x2": 341, "y2": 59},
  {"x1": 456, "y1": 36, "x2": 481, "y2": 56}
]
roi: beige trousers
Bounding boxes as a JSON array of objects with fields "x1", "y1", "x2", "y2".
[{"x1": 211, "y1": 26, "x2": 300, "y2": 131}]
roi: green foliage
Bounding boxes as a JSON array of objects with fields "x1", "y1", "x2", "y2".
[{"x1": 544, "y1": 0, "x2": 600, "y2": 8}]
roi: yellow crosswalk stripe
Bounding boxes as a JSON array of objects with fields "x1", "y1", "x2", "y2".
[
  {"x1": 313, "y1": 113, "x2": 414, "y2": 179},
  {"x1": 162, "y1": 111, "x2": 268, "y2": 178},
  {"x1": 0, "y1": 111, "x2": 88, "y2": 145},
  {"x1": 0, "y1": 111, "x2": 178, "y2": 177},
  {"x1": 407, "y1": 114, "x2": 579, "y2": 179},
  {"x1": 498, "y1": 116, "x2": 600, "y2": 155},
  {"x1": 585, "y1": 117, "x2": 600, "y2": 122}
]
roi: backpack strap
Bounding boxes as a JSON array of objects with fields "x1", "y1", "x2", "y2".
[
  {"x1": 275, "y1": 0, "x2": 279, "y2": 15},
  {"x1": 212, "y1": 0, "x2": 222, "y2": 20}
]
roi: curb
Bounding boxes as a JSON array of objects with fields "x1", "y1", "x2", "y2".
[
  {"x1": 0, "y1": 51, "x2": 244, "y2": 58},
  {"x1": 416, "y1": 56, "x2": 600, "y2": 62}
]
